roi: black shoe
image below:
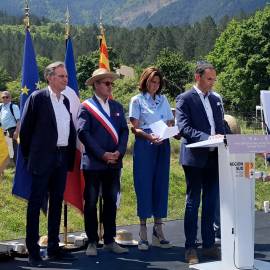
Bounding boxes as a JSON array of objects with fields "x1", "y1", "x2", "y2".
[
  {"x1": 28, "y1": 255, "x2": 46, "y2": 267},
  {"x1": 47, "y1": 249, "x2": 76, "y2": 261}
]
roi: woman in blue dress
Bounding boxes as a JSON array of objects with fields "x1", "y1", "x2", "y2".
[{"x1": 129, "y1": 67, "x2": 174, "y2": 250}]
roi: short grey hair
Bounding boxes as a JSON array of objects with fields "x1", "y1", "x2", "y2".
[
  {"x1": 195, "y1": 62, "x2": 215, "y2": 76},
  {"x1": 44, "y1": 61, "x2": 65, "y2": 82}
]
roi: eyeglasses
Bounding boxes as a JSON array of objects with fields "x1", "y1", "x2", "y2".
[
  {"x1": 54, "y1": 74, "x2": 68, "y2": 78},
  {"x1": 100, "y1": 81, "x2": 114, "y2": 87},
  {"x1": 1, "y1": 96, "x2": 9, "y2": 99}
]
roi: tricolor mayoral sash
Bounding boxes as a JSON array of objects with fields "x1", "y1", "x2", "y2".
[{"x1": 82, "y1": 98, "x2": 119, "y2": 144}]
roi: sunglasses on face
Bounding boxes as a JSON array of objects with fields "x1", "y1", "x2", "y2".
[
  {"x1": 1, "y1": 96, "x2": 9, "y2": 99},
  {"x1": 100, "y1": 81, "x2": 114, "y2": 87}
]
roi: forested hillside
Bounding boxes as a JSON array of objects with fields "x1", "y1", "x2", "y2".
[
  {"x1": 0, "y1": 13, "x2": 222, "y2": 79},
  {"x1": 0, "y1": 0, "x2": 267, "y2": 27},
  {"x1": 0, "y1": 5, "x2": 270, "y2": 115}
]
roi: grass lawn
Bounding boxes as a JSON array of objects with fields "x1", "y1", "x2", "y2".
[{"x1": 0, "y1": 135, "x2": 270, "y2": 241}]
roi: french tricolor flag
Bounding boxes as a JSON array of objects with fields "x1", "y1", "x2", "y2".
[{"x1": 63, "y1": 37, "x2": 84, "y2": 212}]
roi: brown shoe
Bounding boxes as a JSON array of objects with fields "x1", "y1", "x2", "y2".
[
  {"x1": 202, "y1": 246, "x2": 221, "y2": 259},
  {"x1": 185, "y1": 248, "x2": 199, "y2": 265}
]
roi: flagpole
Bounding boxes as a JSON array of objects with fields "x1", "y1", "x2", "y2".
[
  {"x1": 13, "y1": 0, "x2": 40, "y2": 209},
  {"x1": 97, "y1": 15, "x2": 104, "y2": 245},
  {"x1": 63, "y1": 6, "x2": 71, "y2": 247}
]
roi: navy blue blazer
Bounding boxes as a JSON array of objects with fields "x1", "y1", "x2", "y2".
[
  {"x1": 175, "y1": 88, "x2": 226, "y2": 168},
  {"x1": 77, "y1": 96, "x2": 129, "y2": 170},
  {"x1": 20, "y1": 89, "x2": 76, "y2": 175}
]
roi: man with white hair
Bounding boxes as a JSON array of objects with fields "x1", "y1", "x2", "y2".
[{"x1": 20, "y1": 62, "x2": 76, "y2": 267}]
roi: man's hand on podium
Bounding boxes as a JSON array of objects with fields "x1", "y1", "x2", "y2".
[{"x1": 209, "y1": 134, "x2": 224, "y2": 140}]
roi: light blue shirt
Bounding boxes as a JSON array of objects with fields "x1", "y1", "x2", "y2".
[
  {"x1": 129, "y1": 93, "x2": 174, "y2": 130},
  {"x1": 0, "y1": 102, "x2": 20, "y2": 130}
]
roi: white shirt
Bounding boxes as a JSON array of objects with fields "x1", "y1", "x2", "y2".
[
  {"x1": 95, "y1": 94, "x2": 110, "y2": 116},
  {"x1": 194, "y1": 85, "x2": 216, "y2": 135},
  {"x1": 48, "y1": 87, "x2": 70, "y2": 146}
]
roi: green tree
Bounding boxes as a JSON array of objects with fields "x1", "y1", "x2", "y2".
[
  {"x1": 155, "y1": 48, "x2": 192, "y2": 98},
  {"x1": 144, "y1": 29, "x2": 167, "y2": 65},
  {"x1": 195, "y1": 16, "x2": 218, "y2": 58},
  {"x1": 76, "y1": 49, "x2": 120, "y2": 91},
  {"x1": 0, "y1": 66, "x2": 11, "y2": 90},
  {"x1": 36, "y1": 55, "x2": 51, "y2": 82},
  {"x1": 208, "y1": 6, "x2": 270, "y2": 113},
  {"x1": 76, "y1": 53, "x2": 97, "y2": 91},
  {"x1": 113, "y1": 77, "x2": 139, "y2": 112},
  {"x1": 182, "y1": 27, "x2": 196, "y2": 60},
  {"x1": 6, "y1": 80, "x2": 21, "y2": 104}
]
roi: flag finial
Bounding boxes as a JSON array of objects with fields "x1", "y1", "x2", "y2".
[
  {"x1": 65, "y1": 6, "x2": 71, "y2": 39},
  {"x1": 24, "y1": 0, "x2": 30, "y2": 29},
  {"x1": 98, "y1": 13, "x2": 110, "y2": 71},
  {"x1": 99, "y1": 11, "x2": 105, "y2": 35}
]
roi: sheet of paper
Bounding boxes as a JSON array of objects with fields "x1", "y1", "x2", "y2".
[{"x1": 149, "y1": 120, "x2": 179, "y2": 140}]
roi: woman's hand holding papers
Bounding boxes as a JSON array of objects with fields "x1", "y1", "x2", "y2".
[{"x1": 149, "y1": 133, "x2": 163, "y2": 145}]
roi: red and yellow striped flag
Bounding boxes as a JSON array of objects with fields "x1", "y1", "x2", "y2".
[{"x1": 99, "y1": 31, "x2": 110, "y2": 71}]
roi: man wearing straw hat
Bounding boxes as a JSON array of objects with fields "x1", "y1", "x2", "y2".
[{"x1": 77, "y1": 68, "x2": 129, "y2": 256}]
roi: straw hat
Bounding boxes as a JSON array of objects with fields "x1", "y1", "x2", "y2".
[
  {"x1": 224, "y1": 114, "x2": 241, "y2": 134},
  {"x1": 115, "y1": 229, "x2": 138, "y2": 246},
  {"x1": 85, "y1": 68, "x2": 120, "y2": 86},
  {"x1": 39, "y1": 235, "x2": 48, "y2": 247},
  {"x1": 39, "y1": 235, "x2": 64, "y2": 247}
]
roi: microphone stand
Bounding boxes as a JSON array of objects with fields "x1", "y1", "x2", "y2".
[{"x1": 217, "y1": 101, "x2": 228, "y2": 147}]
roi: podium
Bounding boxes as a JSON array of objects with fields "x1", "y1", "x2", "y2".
[{"x1": 186, "y1": 135, "x2": 270, "y2": 270}]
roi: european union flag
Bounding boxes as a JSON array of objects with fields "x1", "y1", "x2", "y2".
[{"x1": 12, "y1": 29, "x2": 39, "y2": 200}]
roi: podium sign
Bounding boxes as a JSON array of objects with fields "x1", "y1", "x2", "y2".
[
  {"x1": 187, "y1": 135, "x2": 270, "y2": 270},
  {"x1": 227, "y1": 134, "x2": 270, "y2": 153}
]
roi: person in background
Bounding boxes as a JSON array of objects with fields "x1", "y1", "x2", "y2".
[
  {"x1": 20, "y1": 61, "x2": 76, "y2": 267},
  {"x1": 77, "y1": 68, "x2": 129, "y2": 257},
  {"x1": 129, "y1": 66, "x2": 174, "y2": 251},
  {"x1": 176, "y1": 62, "x2": 226, "y2": 264},
  {"x1": 0, "y1": 91, "x2": 20, "y2": 164}
]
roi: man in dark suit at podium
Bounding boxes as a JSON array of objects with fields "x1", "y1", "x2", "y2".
[
  {"x1": 20, "y1": 62, "x2": 76, "y2": 267},
  {"x1": 176, "y1": 62, "x2": 226, "y2": 264}
]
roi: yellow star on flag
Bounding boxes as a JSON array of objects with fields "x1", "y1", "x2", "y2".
[
  {"x1": 21, "y1": 85, "x2": 29, "y2": 95},
  {"x1": 35, "y1": 81, "x2": 41, "y2": 90}
]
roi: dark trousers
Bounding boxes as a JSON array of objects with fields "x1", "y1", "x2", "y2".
[
  {"x1": 12, "y1": 137, "x2": 18, "y2": 164},
  {"x1": 183, "y1": 151, "x2": 219, "y2": 249},
  {"x1": 83, "y1": 169, "x2": 120, "y2": 245},
  {"x1": 214, "y1": 188, "x2": 220, "y2": 236},
  {"x1": 26, "y1": 149, "x2": 68, "y2": 258}
]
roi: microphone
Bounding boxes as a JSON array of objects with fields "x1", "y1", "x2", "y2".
[{"x1": 217, "y1": 101, "x2": 228, "y2": 147}]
